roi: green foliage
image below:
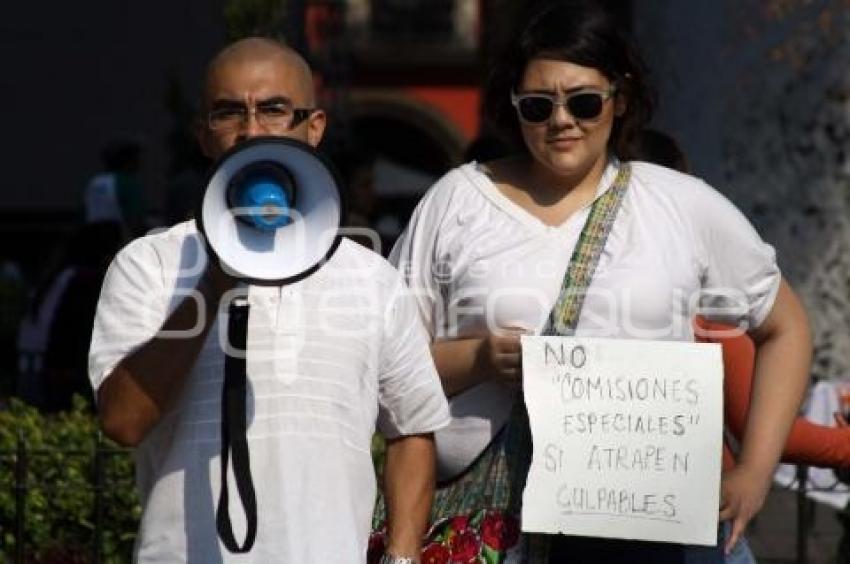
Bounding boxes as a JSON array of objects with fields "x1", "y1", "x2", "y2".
[
  {"x1": 0, "y1": 397, "x2": 140, "y2": 563},
  {"x1": 0, "y1": 395, "x2": 389, "y2": 561},
  {"x1": 223, "y1": 0, "x2": 286, "y2": 41}
]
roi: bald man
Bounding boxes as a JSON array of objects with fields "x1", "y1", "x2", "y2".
[{"x1": 89, "y1": 38, "x2": 449, "y2": 563}]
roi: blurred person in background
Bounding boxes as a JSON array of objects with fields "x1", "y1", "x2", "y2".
[
  {"x1": 17, "y1": 222, "x2": 123, "y2": 412},
  {"x1": 83, "y1": 138, "x2": 148, "y2": 238},
  {"x1": 0, "y1": 261, "x2": 26, "y2": 405}
]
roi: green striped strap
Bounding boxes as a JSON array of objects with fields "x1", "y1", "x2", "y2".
[
  {"x1": 541, "y1": 163, "x2": 631, "y2": 336},
  {"x1": 528, "y1": 162, "x2": 631, "y2": 560}
]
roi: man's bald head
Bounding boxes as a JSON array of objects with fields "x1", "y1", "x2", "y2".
[
  {"x1": 203, "y1": 37, "x2": 316, "y2": 109},
  {"x1": 197, "y1": 36, "x2": 327, "y2": 158}
]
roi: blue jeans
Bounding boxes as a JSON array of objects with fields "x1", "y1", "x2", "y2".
[{"x1": 683, "y1": 523, "x2": 756, "y2": 564}]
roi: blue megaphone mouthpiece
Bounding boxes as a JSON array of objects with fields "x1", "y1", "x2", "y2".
[
  {"x1": 236, "y1": 175, "x2": 292, "y2": 231},
  {"x1": 227, "y1": 163, "x2": 296, "y2": 231}
]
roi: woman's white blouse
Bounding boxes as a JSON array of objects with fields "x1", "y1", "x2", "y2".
[{"x1": 391, "y1": 160, "x2": 781, "y2": 343}]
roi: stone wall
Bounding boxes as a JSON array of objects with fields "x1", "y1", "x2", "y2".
[{"x1": 636, "y1": 0, "x2": 850, "y2": 380}]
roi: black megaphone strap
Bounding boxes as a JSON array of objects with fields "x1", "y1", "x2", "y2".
[{"x1": 216, "y1": 299, "x2": 258, "y2": 553}]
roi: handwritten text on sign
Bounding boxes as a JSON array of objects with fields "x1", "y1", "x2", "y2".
[{"x1": 520, "y1": 336, "x2": 723, "y2": 546}]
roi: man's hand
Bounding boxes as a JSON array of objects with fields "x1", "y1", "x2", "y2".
[
  {"x1": 199, "y1": 258, "x2": 238, "y2": 303},
  {"x1": 719, "y1": 464, "x2": 770, "y2": 554}
]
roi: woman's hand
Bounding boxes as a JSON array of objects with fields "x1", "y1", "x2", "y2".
[
  {"x1": 473, "y1": 328, "x2": 528, "y2": 388},
  {"x1": 718, "y1": 464, "x2": 770, "y2": 554},
  {"x1": 431, "y1": 328, "x2": 531, "y2": 397}
]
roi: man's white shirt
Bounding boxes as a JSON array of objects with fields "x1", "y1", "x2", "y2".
[{"x1": 89, "y1": 222, "x2": 450, "y2": 563}]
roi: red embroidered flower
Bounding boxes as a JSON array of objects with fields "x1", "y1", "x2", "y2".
[
  {"x1": 449, "y1": 515, "x2": 470, "y2": 533},
  {"x1": 448, "y1": 530, "x2": 481, "y2": 563},
  {"x1": 480, "y1": 511, "x2": 521, "y2": 551},
  {"x1": 422, "y1": 542, "x2": 452, "y2": 564},
  {"x1": 366, "y1": 531, "x2": 385, "y2": 564}
]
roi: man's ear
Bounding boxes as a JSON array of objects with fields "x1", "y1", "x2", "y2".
[
  {"x1": 196, "y1": 120, "x2": 212, "y2": 159},
  {"x1": 306, "y1": 109, "x2": 327, "y2": 148}
]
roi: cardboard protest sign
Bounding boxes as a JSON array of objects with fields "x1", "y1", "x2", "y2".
[{"x1": 520, "y1": 336, "x2": 723, "y2": 545}]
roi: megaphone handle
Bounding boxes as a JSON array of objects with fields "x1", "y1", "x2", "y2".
[{"x1": 216, "y1": 300, "x2": 258, "y2": 553}]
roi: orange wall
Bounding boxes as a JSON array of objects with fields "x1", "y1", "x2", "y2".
[
  {"x1": 402, "y1": 86, "x2": 481, "y2": 140},
  {"x1": 305, "y1": 4, "x2": 483, "y2": 141}
]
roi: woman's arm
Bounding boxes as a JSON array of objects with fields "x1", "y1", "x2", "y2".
[
  {"x1": 430, "y1": 332, "x2": 524, "y2": 397},
  {"x1": 719, "y1": 278, "x2": 812, "y2": 552}
]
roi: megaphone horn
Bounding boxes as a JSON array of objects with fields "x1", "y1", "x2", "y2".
[
  {"x1": 196, "y1": 136, "x2": 345, "y2": 285},
  {"x1": 227, "y1": 160, "x2": 296, "y2": 231}
]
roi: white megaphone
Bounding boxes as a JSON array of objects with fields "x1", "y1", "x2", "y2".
[
  {"x1": 196, "y1": 136, "x2": 345, "y2": 285},
  {"x1": 194, "y1": 137, "x2": 346, "y2": 554}
]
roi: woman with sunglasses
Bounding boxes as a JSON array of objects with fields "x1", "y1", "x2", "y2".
[{"x1": 383, "y1": 1, "x2": 812, "y2": 562}]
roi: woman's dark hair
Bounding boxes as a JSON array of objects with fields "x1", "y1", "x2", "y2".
[
  {"x1": 484, "y1": 0, "x2": 655, "y2": 160},
  {"x1": 631, "y1": 128, "x2": 690, "y2": 173}
]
